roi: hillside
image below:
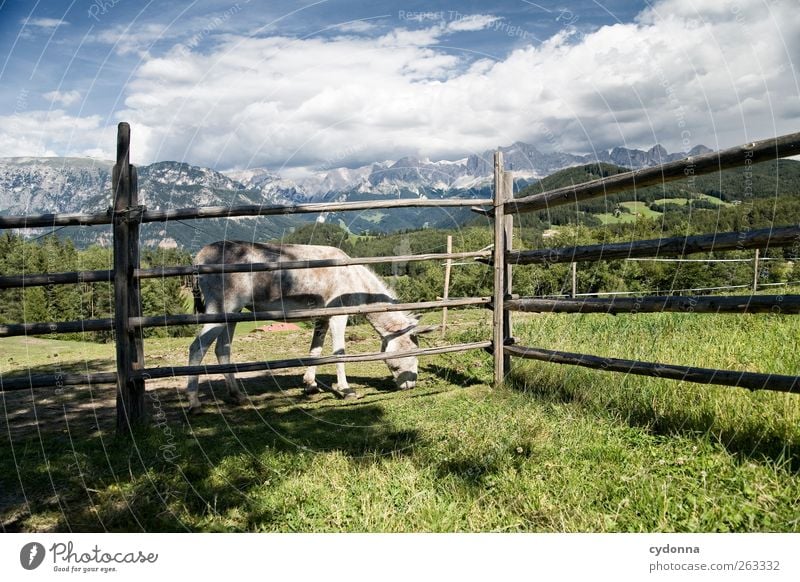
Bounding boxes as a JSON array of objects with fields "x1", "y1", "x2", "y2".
[{"x1": 513, "y1": 159, "x2": 800, "y2": 231}]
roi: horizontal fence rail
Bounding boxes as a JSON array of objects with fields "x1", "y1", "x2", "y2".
[
  {"x1": 503, "y1": 131, "x2": 800, "y2": 215},
  {"x1": 0, "y1": 341, "x2": 493, "y2": 391},
  {"x1": 130, "y1": 297, "x2": 492, "y2": 329},
  {"x1": 134, "y1": 250, "x2": 491, "y2": 280},
  {"x1": 505, "y1": 345, "x2": 800, "y2": 393},
  {"x1": 507, "y1": 225, "x2": 800, "y2": 265},
  {"x1": 0, "y1": 198, "x2": 492, "y2": 229},
  {"x1": 0, "y1": 371, "x2": 118, "y2": 392},
  {"x1": 0, "y1": 269, "x2": 113, "y2": 289},
  {"x1": 0, "y1": 318, "x2": 114, "y2": 337},
  {"x1": 506, "y1": 295, "x2": 800, "y2": 315},
  {"x1": 0, "y1": 297, "x2": 490, "y2": 337},
  {"x1": 0, "y1": 251, "x2": 491, "y2": 289},
  {"x1": 136, "y1": 341, "x2": 492, "y2": 381}
]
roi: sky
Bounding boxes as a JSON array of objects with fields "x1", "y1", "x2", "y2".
[{"x1": 0, "y1": 0, "x2": 798, "y2": 176}]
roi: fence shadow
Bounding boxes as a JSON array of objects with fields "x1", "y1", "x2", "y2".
[
  {"x1": 1, "y1": 370, "x2": 419, "y2": 532},
  {"x1": 508, "y1": 368, "x2": 800, "y2": 472}
]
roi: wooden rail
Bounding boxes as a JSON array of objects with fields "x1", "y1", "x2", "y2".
[
  {"x1": 136, "y1": 341, "x2": 492, "y2": 381},
  {"x1": 0, "y1": 250, "x2": 491, "y2": 289},
  {"x1": 0, "y1": 198, "x2": 492, "y2": 229},
  {"x1": 507, "y1": 225, "x2": 800, "y2": 265},
  {"x1": 506, "y1": 295, "x2": 800, "y2": 315},
  {"x1": 505, "y1": 345, "x2": 799, "y2": 393},
  {"x1": 0, "y1": 341, "x2": 493, "y2": 391},
  {"x1": 504, "y1": 131, "x2": 800, "y2": 214},
  {"x1": 129, "y1": 297, "x2": 491, "y2": 329}
]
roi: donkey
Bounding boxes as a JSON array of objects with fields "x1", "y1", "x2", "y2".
[{"x1": 185, "y1": 240, "x2": 434, "y2": 412}]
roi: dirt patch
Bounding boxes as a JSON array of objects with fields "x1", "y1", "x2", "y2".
[{"x1": 250, "y1": 323, "x2": 302, "y2": 333}]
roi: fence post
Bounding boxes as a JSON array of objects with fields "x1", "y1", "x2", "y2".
[
  {"x1": 571, "y1": 262, "x2": 577, "y2": 298},
  {"x1": 502, "y1": 170, "x2": 514, "y2": 374},
  {"x1": 441, "y1": 235, "x2": 452, "y2": 337},
  {"x1": 492, "y1": 152, "x2": 513, "y2": 388},
  {"x1": 753, "y1": 248, "x2": 760, "y2": 293},
  {"x1": 113, "y1": 122, "x2": 145, "y2": 434}
]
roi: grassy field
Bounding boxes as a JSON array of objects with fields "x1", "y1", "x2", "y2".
[{"x1": 1, "y1": 308, "x2": 798, "y2": 532}]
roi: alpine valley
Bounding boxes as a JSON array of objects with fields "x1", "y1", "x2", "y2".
[{"x1": 0, "y1": 141, "x2": 712, "y2": 249}]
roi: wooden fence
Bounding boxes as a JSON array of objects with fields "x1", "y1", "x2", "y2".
[
  {"x1": 493, "y1": 131, "x2": 800, "y2": 393},
  {"x1": 1, "y1": 122, "x2": 799, "y2": 434}
]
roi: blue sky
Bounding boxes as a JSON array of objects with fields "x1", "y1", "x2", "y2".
[{"x1": 0, "y1": 0, "x2": 797, "y2": 174}]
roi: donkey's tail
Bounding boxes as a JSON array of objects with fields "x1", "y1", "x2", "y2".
[{"x1": 191, "y1": 275, "x2": 205, "y2": 314}]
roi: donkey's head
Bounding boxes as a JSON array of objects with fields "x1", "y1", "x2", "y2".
[{"x1": 380, "y1": 314, "x2": 438, "y2": 390}]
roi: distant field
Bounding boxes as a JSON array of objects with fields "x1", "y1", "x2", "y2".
[
  {"x1": 619, "y1": 201, "x2": 662, "y2": 218},
  {"x1": 651, "y1": 193, "x2": 730, "y2": 207},
  {"x1": 1, "y1": 308, "x2": 798, "y2": 532}
]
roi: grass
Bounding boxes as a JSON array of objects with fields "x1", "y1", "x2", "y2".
[
  {"x1": 652, "y1": 193, "x2": 731, "y2": 207},
  {"x1": 1, "y1": 309, "x2": 799, "y2": 532},
  {"x1": 619, "y1": 201, "x2": 662, "y2": 219}
]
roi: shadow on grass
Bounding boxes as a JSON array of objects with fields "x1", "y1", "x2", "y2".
[
  {"x1": 423, "y1": 364, "x2": 485, "y2": 388},
  {"x1": 509, "y1": 367, "x2": 800, "y2": 472},
  {"x1": 1, "y1": 369, "x2": 420, "y2": 532}
]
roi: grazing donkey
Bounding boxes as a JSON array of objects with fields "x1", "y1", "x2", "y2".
[{"x1": 186, "y1": 241, "x2": 433, "y2": 412}]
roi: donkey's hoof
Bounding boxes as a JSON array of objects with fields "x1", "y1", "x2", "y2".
[
  {"x1": 303, "y1": 384, "x2": 322, "y2": 396},
  {"x1": 188, "y1": 405, "x2": 203, "y2": 416},
  {"x1": 341, "y1": 389, "x2": 359, "y2": 400}
]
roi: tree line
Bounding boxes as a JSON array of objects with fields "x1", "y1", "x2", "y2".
[{"x1": 0, "y1": 233, "x2": 193, "y2": 340}]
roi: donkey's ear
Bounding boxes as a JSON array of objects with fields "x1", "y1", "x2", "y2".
[{"x1": 412, "y1": 324, "x2": 440, "y2": 336}]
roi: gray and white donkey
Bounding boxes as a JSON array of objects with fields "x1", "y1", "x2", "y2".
[{"x1": 186, "y1": 241, "x2": 434, "y2": 412}]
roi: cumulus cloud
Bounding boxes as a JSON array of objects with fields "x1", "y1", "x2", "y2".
[
  {"x1": 3, "y1": 1, "x2": 799, "y2": 174},
  {"x1": 43, "y1": 90, "x2": 82, "y2": 107},
  {"x1": 0, "y1": 110, "x2": 114, "y2": 159}
]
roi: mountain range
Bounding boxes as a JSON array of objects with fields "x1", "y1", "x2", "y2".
[{"x1": 0, "y1": 141, "x2": 711, "y2": 248}]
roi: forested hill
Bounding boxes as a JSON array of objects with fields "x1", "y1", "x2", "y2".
[{"x1": 511, "y1": 159, "x2": 800, "y2": 233}]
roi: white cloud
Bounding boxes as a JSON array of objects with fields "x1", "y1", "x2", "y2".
[
  {"x1": 0, "y1": 110, "x2": 114, "y2": 159},
  {"x1": 94, "y1": 23, "x2": 168, "y2": 56},
  {"x1": 43, "y1": 90, "x2": 82, "y2": 107},
  {"x1": 3, "y1": 2, "x2": 799, "y2": 174},
  {"x1": 23, "y1": 17, "x2": 69, "y2": 30},
  {"x1": 446, "y1": 14, "x2": 501, "y2": 33}
]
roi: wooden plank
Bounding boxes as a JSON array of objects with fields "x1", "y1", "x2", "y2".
[
  {"x1": 505, "y1": 294, "x2": 800, "y2": 315},
  {"x1": 502, "y1": 170, "x2": 514, "y2": 373},
  {"x1": 0, "y1": 199, "x2": 493, "y2": 230},
  {"x1": 128, "y1": 165, "x2": 146, "y2": 425},
  {"x1": 505, "y1": 344, "x2": 799, "y2": 393},
  {"x1": 441, "y1": 235, "x2": 452, "y2": 336},
  {"x1": 0, "y1": 269, "x2": 112, "y2": 289},
  {"x1": 136, "y1": 341, "x2": 492, "y2": 381},
  {"x1": 0, "y1": 371, "x2": 118, "y2": 392},
  {"x1": 492, "y1": 152, "x2": 509, "y2": 388},
  {"x1": 0, "y1": 250, "x2": 493, "y2": 288},
  {"x1": 507, "y1": 131, "x2": 800, "y2": 214},
  {"x1": 0, "y1": 318, "x2": 114, "y2": 337},
  {"x1": 138, "y1": 198, "x2": 493, "y2": 224},
  {"x1": 571, "y1": 262, "x2": 577, "y2": 298},
  {"x1": 508, "y1": 225, "x2": 800, "y2": 265},
  {"x1": 753, "y1": 249, "x2": 760, "y2": 293},
  {"x1": 111, "y1": 122, "x2": 144, "y2": 434},
  {"x1": 0, "y1": 211, "x2": 112, "y2": 229},
  {"x1": 129, "y1": 296, "x2": 492, "y2": 329},
  {"x1": 134, "y1": 250, "x2": 492, "y2": 280}
]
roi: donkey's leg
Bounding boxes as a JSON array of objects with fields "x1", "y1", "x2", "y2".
[
  {"x1": 329, "y1": 315, "x2": 356, "y2": 398},
  {"x1": 302, "y1": 318, "x2": 329, "y2": 395},
  {"x1": 186, "y1": 323, "x2": 227, "y2": 411},
  {"x1": 214, "y1": 322, "x2": 245, "y2": 404}
]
